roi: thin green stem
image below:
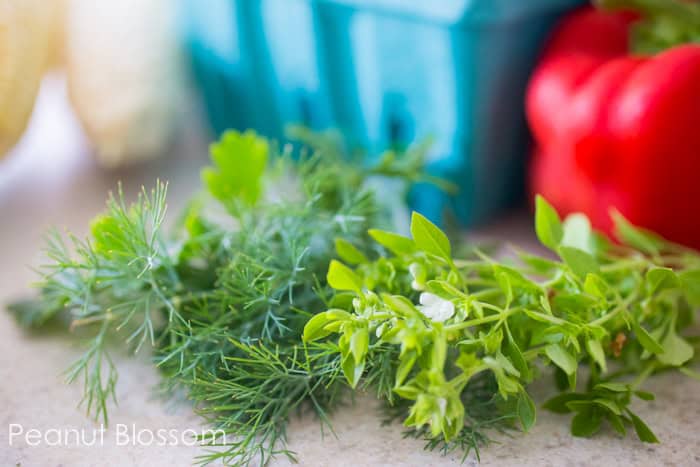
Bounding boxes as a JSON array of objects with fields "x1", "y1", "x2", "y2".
[
  {"x1": 446, "y1": 307, "x2": 522, "y2": 332},
  {"x1": 590, "y1": 292, "x2": 638, "y2": 327},
  {"x1": 631, "y1": 362, "x2": 657, "y2": 390}
]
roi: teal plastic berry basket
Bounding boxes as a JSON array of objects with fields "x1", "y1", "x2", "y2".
[
  {"x1": 182, "y1": 0, "x2": 584, "y2": 224},
  {"x1": 184, "y1": 0, "x2": 334, "y2": 138}
]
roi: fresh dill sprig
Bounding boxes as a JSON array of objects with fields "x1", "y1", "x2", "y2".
[
  {"x1": 12, "y1": 181, "x2": 179, "y2": 424},
  {"x1": 187, "y1": 341, "x2": 344, "y2": 466}
]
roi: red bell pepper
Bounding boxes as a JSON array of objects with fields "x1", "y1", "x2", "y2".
[{"x1": 527, "y1": 4, "x2": 700, "y2": 249}]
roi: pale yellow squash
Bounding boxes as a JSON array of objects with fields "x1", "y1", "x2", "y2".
[{"x1": 0, "y1": 0, "x2": 52, "y2": 156}]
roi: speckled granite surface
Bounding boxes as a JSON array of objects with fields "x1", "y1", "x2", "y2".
[{"x1": 2, "y1": 76, "x2": 699, "y2": 467}]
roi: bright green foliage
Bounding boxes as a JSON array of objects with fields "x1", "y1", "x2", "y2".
[
  {"x1": 10, "y1": 182, "x2": 176, "y2": 424},
  {"x1": 543, "y1": 382, "x2": 659, "y2": 442},
  {"x1": 9, "y1": 127, "x2": 700, "y2": 465},
  {"x1": 201, "y1": 129, "x2": 269, "y2": 208},
  {"x1": 10, "y1": 130, "x2": 434, "y2": 466},
  {"x1": 327, "y1": 260, "x2": 363, "y2": 293},
  {"x1": 305, "y1": 196, "x2": 700, "y2": 446},
  {"x1": 334, "y1": 238, "x2": 369, "y2": 265},
  {"x1": 535, "y1": 194, "x2": 563, "y2": 251},
  {"x1": 410, "y1": 211, "x2": 452, "y2": 262}
]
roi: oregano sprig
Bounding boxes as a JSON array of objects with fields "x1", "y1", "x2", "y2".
[{"x1": 304, "y1": 195, "x2": 700, "y2": 446}]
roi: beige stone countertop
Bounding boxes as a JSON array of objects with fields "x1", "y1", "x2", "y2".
[{"x1": 1, "y1": 76, "x2": 699, "y2": 467}]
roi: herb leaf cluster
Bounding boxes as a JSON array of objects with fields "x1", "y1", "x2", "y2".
[
  {"x1": 9, "y1": 128, "x2": 700, "y2": 465},
  {"x1": 305, "y1": 196, "x2": 700, "y2": 445},
  {"x1": 10, "y1": 129, "x2": 433, "y2": 465}
]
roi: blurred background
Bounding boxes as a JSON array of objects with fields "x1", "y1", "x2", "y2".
[
  {"x1": 2, "y1": 0, "x2": 699, "y2": 251},
  {"x1": 0, "y1": 0, "x2": 582, "y2": 226}
]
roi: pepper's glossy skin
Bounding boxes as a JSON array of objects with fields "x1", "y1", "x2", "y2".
[{"x1": 527, "y1": 7, "x2": 700, "y2": 249}]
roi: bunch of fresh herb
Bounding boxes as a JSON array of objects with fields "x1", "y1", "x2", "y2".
[
  {"x1": 9, "y1": 129, "x2": 441, "y2": 465},
  {"x1": 304, "y1": 196, "x2": 700, "y2": 447},
  {"x1": 9, "y1": 127, "x2": 700, "y2": 466}
]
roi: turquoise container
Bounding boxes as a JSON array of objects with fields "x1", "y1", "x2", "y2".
[
  {"x1": 183, "y1": 0, "x2": 333, "y2": 138},
  {"x1": 182, "y1": 0, "x2": 584, "y2": 224}
]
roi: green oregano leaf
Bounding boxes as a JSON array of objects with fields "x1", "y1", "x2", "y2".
[
  {"x1": 632, "y1": 321, "x2": 664, "y2": 355},
  {"x1": 658, "y1": 329, "x2": 694, "y2": 367},
  {"x1": 571, "y1": 406, "x2": 602, "y2": 437},
  {"x1": 381, "y1": 294, "x2": 421, "y2": 319},
  {"x1": 303, "y1": 312, "x2": 333, "y2": 342},
  {"x1": 586, "y1": 339, "x2": 607, "y2": 373},
  {"x1": 496, "y1": 351, "x2": 520, "y2": 378},
  {"x1": 342, "y1": 354, "x2": 364, "y2": 389},
  {"x1": 517, "y1": 391, "x2": 537, "y2": 432},
  {"x1": 607, "y1": 413, "x2": 627, "y2": 435},
  {"x1": 327, "y1": 260, "x2": 363, "y2": 293},
  {"x1": 559, "y1": 246, "x2": 599, "y2": 278},
  {"x1": 410, "y1": 211, "x2": 451, "y2": 261},
  {"x1": 517, "y1": 249, "x2": 560, "y2": 274},
  {"x1": 634, "y1": 390, "x2": 655, "y2": 401},
  {"x1": 594, "y1": 382, "x2": 629, "y2": 393},
  {"x1": 350, "y1": 327, "x2": 369, "y2": 365},
  {"x1": 679, "y1": 270, "x2": 700, "y2": 306},
  {"x1": 368, "y1": 229, "x2": 415, "y2": 256},
  {"x1": 646, "y1": 267, "x2": 680, "y2": 295},
  {"x1": 505, "y1": 326, "x2": 531, "y2": 382},
  {"x1": 395, "y1": 350, "x2": 417, "y2": 387},
  {"x1": 628, "y1": 411, "x2": 659, "y2": 443},
  {"x1": 593, "y1": 398, "x2": 622, "y2": 415},
  {"x1": 335, "y1": 238, "x2": 369, "y2": 265},
  {"x1": 545, "y1": 343, "x2": 577, "y2": 375},
  {"x1": 393, "y1": 383, "x2": 420, "y2": 400},
  {"x1": 535, "y1": 195, "x2": 563, "y2": 251},
  {"x1": 543, "y1": 392, "x2": 583, "y2": 414},
  {"x1": 611, "y1": 209, "x2": 663, "y2": 255},
  {"x1": 584, "y1": 273, "x2": 609, "y2": 299}
]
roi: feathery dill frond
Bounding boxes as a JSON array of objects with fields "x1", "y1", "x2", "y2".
[
  {"x1": 11, "y1": 130, "x2": 469, "y2": 465},
  {"x1": 11, "y1": 181, "x2": 179, "y2": 423}
]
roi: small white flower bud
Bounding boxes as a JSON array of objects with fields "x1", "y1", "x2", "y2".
[{"x1": 417, "y1": 292, "x2": 454, "y2": 322}]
